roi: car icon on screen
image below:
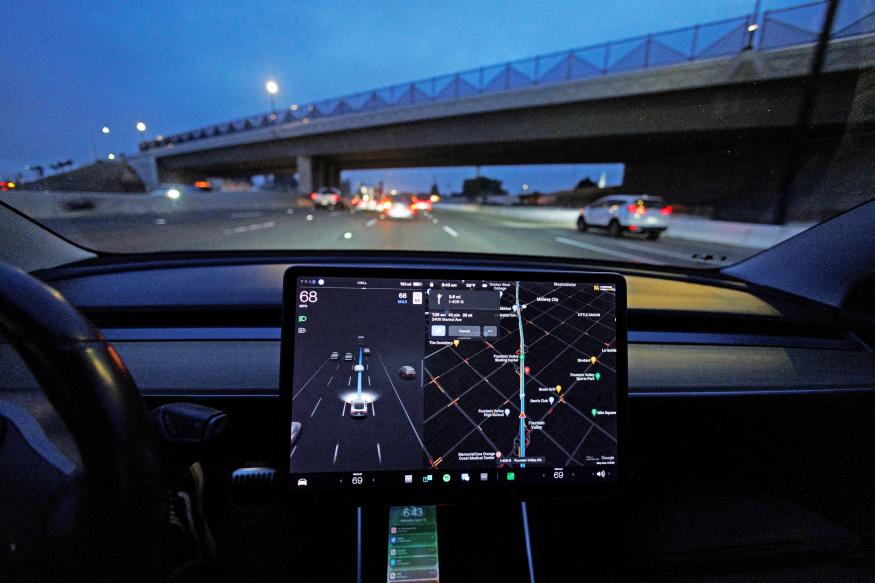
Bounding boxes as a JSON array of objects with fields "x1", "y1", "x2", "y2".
[
  {"x1": 353, "y1": 364, "x2": 364, "y2": 372},
  {"x1": 343, "y1": 352, "x2": 353, "y2": 361},
  {"x1": 399, "y1": 365, "x2": 416, "y2": 380},
  {"x1": 297, "y1": 478, "x2": 308, "y2": 487},
  {"x1": 349, "y1": 399, "x2": 369, "y2": 418},
  {"x1": 330, "y1": 351, "x2": 340, "y2": 360}
]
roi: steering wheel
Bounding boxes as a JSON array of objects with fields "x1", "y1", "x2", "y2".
[{"x1": 0, "y1": 262, "x2": 165, "y2": 581}]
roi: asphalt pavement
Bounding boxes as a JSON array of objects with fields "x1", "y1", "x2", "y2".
[{"x1": 42, "y1": 205, "x2": 755, "y2": 267}]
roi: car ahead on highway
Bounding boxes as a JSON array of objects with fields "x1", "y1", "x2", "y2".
[
  {"x1": 381, "y1": 194, "x2": 417, "y2": 220},
  {"x1": 411, "y1": 196, "x2": 432, "y2": 212},
  {"x1": 399, "y1": 365, "x2": 416, "y2": 379},
  {"x1": 310, "y1": 187, "x2": 344, "y2": 210},
  {"x1": 577, "y1": 194, "x2": 672, "y2": 240},
  {"x1": 349, "y1": 399, "x2": 368, "y2": 418}
]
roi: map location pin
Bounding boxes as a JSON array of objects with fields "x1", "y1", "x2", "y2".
[
  {"x1": 548, "y1": 396, "x2": 555, "y2": 405},
  {"x1": 453, "y1": 339, "x2": 459, "y2": 347},
  {"x1": 591, "y1": 356, "x2": 597, "y2": 364},
  {"x1": 504, "y1": 408, "x2": 510, "y2": 417}
]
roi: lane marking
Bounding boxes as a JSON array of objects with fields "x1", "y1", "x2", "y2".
[
  {"x1": 554, "y1": 236, "x2": 662, "y2": 265},
  {"x1": 378, "y1": 353, "x2": 433, "y2": 460},
  {"x1": 333, "y1": 443, "x2": 339, "y2": 465},
  {"x1": 293, "y1": 358, "x2": 329, "y2": 400},
  {"x1": 310, "y1": 397, "x2": 323, "y2": 418},
  {"x1": 290, "y1": 445, "x2": 297, "y2": 460},
  {"x1": 154, "y1": 218, "x2": 167, "y2": 225},
  {"x1": 367, "y1": 375, "x2": 371, "y2": 387},
  {"x1": 604, "y1": 237, "x2": 706, "y2": 262},
  {"x1": 325, "y1": 375, "x2": 334, "y2": 387},
  {"x1": 341, "y1": 402, "x2": 347, "y2": 417},
  {"x1": 442, "y1": 225, "x2": 459, "y2": 237},
  {"x1": 377, "y1": 443, "x2": 382, "y2": 465},
  {"x1": 343, "y1": 232, "x2": 353, "y2": 239},
  {"x1": 371, "y1": 401, "x2": 376, "y2": 416},
  {"x1": 229, "y1": 211, "x2": 264, "y2": 219},
  {"x1": 222, "y1": 220, "x2": 274, "y2": 236},
  {"x1": 347, "y1": 376, "x2": 352, "y2": 386},
  {"x1": 365, "y1": 218, "x2": 378, "y2": 227}
]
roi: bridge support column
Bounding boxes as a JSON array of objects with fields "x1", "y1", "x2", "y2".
[
  {"x1": 128, "y1": 154, "x2": 160, "y2": 191},
  {"x1": 296, "y1": 156, "x2": 313, "y2": 194},
  {"x1": 296, "y1": 156, "x2": 340, "y2": 193}
]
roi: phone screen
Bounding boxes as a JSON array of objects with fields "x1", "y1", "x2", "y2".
[{"x1": 386, "y1": 505, "x2": 440, "y2": 582}]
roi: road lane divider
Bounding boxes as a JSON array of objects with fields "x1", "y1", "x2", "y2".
[
  {"x1": 554, "y1": 236, "x2": 663, "y2": 265},
  {"x1": 442, "y1": 225, "x2": 459, "y2": 238},
  {"x1": 603, "y1": 237, "x2": 708, "y2": 262},
  {"x1": 222, "y1": 220, "x2": 274, "y2": 236}
]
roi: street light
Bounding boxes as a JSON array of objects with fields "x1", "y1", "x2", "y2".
[
  {"x1": 266, "y1": 80, "x2": 279, "y2": 120},
  {"x1": 101, "y1": 126, "x2": 110, "y2": 134},
  {"x1": 136, "y1": 121, "x2": 147, "y2": 133},
  {"x1": 107, "y1": 153, "x2": 116, "y2": 160}
]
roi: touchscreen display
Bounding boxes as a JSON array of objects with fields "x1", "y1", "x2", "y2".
[{"x1": 286, "y1": 272, "x2": 623, "y2": 495}]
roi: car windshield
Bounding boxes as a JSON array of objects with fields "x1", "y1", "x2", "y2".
[{"x1": 2, "y1": 1, "x2": 873, "y2": 268}]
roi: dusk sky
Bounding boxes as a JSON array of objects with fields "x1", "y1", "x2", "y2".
[{"x1": 2, "y1": 0, "x2": 804, "y2": 192}]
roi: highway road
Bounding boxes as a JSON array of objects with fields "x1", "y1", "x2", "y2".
[{"x1": 42, "y1": 205, "x2": 755, "y2": 267}]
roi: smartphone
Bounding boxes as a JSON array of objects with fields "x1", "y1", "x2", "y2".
[{"x1": 386, "y1": 505, "x2": 440, "y2": 582}]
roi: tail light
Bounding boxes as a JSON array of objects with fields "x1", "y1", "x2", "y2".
[
  {"x1": 330, "y1": 194, "x2": 340, "y2": 203},
  {"x1": 382, "y1": 201, "x2": 392, "y2": 211},
  {"x1": 660, "y1": 205, "x2": 673, "y2": 215},
  {"x1": 310, "y1": 192, "x2": 317, "y2": 200},
  {"x1": 627, "y1": 204, "x2": 645, "y2": 215}
]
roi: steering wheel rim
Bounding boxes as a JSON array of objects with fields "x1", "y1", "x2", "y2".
[{"x1": 0, "y1": 261, "x2": 165, "y2": 580}]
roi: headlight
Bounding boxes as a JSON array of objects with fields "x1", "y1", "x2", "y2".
[{"x1": 166, "y1": 188, "x2": 181, "y2": 200}]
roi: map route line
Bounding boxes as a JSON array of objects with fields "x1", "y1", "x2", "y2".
[{"x1": 516, "y1": 281, "x2": 527, "y2": 467}]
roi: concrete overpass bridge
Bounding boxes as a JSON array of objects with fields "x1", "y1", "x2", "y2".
[{"x1": 129, "y1": 1, "x2": 875, "y2": 222}]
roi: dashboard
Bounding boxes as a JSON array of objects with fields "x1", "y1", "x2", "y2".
[
  {"x1": 3, "y1": 255, "x2": 875, "y2": 580},
  {"x1": 280, "y1": 268, "x2": 626, "y2": 500}
]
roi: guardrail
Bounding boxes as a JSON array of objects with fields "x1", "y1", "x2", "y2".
[{"x1": 140, "y1": 0, "x2": 875, "y2": 152}]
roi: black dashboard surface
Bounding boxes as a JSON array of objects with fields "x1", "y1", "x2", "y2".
[{"x1": 10, "y1": 258, "x2": 871, "y2": 398}]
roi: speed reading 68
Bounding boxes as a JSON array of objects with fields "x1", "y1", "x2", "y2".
[{"x1": 299, "y1": 290, "x2": 318, "y2": 303}]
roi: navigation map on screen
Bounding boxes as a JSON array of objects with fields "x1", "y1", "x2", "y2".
[{"x1": 287, "y1": 273, "x2": 621, "y2": 493}]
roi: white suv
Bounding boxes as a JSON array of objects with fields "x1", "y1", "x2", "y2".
[{"x1": 577, "y1": 194, "x2": 672, "y2": 240}]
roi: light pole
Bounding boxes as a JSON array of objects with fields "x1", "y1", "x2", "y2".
[
  {"x1": 266, "y1": 80, "x2": 279, "y2": 122},
  {"x1": 746, "y1": 0, "x2": 763, "y2": 50},
  {"x1": 91, "y1": 126, "x2": 111, "y2": 162},
  {"x1": 135, "y1": 121, "x2": 147, "y2": 148}
]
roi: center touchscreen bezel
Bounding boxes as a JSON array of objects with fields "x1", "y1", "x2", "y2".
[{"x1": 278, "y1": 265, "x2": 627, "y2": 503}]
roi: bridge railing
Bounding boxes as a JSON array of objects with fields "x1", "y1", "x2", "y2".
[{"x1": 141, "y1": 0, "x2": 875, "y2": 152}]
